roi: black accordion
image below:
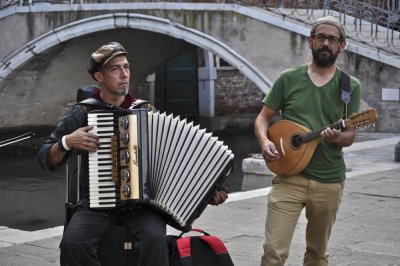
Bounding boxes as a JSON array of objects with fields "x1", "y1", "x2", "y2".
[{"x1": 87, "y1": 109, "x2": 234, "y2": 231}]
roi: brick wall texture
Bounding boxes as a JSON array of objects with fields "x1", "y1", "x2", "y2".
[{"x1": 214, "y1": 69, "x2": 264, "y2": 116}]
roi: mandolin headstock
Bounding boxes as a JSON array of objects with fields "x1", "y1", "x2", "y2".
[{"x1": 345, "y1": 108, "x2": 378, "y2": 129}]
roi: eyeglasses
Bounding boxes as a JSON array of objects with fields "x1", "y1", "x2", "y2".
[{"x1": 312, "y1": 34, "x2": 343, "y2": 45}]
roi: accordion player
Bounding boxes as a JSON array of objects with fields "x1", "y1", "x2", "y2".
[{"x1": 87, "y1": 109, "x2": 235, "y2": 231}]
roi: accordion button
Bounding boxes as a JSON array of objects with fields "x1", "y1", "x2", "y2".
[
  {"x1": 121, "y1": 169, "x2": 130, "y2": 182},
  {"x1": 122, "y1": 185, "x2": 131, "y2": 198},
  {"x1": 121, "y1": 150, "x2": 130, "y2": 165},
  {"x1": 120, "y1": 132, "x2": 129, "y2": 145},
  {"x1": 119, "y1": 116, "x2": 129, "y2": 129}
]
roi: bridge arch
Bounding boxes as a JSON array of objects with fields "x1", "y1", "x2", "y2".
[{"x1": 0, "y1": 12, "x2": 272, "y2": 92}]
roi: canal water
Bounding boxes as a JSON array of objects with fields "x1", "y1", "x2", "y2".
[
  {"x1": 0, "y1": 154, "x2": 65, "y2": 231},
  {"x1": 0, "y1": 133, "x2": 260, "y2": 231}
]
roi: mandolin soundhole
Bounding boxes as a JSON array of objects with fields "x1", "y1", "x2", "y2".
[{"x1": 290, "y1": 134, "x2": 303, "y2": 149}]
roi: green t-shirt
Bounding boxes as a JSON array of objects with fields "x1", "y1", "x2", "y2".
[{"x1": 262, "y1": 64, "x2": 361, "y2": 183}]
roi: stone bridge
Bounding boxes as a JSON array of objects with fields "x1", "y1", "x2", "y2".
[{"x1": 1, "y1": 2, "x2": 399, "y2": 133}]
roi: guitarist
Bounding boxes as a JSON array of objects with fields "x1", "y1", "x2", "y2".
[{"x1": 255, "y1": 16, "x2": 361, "y2": 266}]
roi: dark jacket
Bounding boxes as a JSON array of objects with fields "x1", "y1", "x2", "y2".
[{"x1": 38, "y1": 104, "x2": 90, "y2": 206}]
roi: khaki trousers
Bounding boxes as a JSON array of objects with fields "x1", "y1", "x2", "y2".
[{"x1": 260, "y1": 175, "x2": 344, "y2": 266}]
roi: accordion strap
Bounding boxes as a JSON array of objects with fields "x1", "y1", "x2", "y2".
[
  {"x1": 76, "y1": 98, "x2": 150, "y2": 111},
  {"x1": 129, "y1": 99, "x2": 150, "y2": 109},
  {"x1": 76, "y1": 98, "x2": 118, "y2": 110}
]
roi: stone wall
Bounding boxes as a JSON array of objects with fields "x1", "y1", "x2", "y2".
[
  {"x1": 1, "y1": 5, "x2": 399, "y2": 133},
  {"x1": 214, "y1": 68, "x2": 264, "y2": 116}
]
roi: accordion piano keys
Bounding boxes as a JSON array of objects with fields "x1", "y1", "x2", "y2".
[{"x1": 88, "y1": 112, "x2": 119, "y2": 208}]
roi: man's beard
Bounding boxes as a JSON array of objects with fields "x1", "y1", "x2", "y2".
[
  {"x1": 114, "y1": 84, "x2": 129, "y2": 96},
  {"x1": 107, "y1": 86, "x2": 129, "y2": 96},
  {"x1": 312, "y1": 47, "x2": 338, "y2": 67},
  {"x1": 120, "y1": 87, "x2": 128, "y2": 96}
]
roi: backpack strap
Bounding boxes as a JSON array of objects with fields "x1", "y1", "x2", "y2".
[{"x1": 76, "y1": 85, "x2": 100, "y2": 102}]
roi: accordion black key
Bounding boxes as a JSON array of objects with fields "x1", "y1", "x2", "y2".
[{"x1": 88, "y1": 109, "x2": 234, "y2": 231}]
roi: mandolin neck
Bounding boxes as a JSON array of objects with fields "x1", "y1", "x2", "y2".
[{"x1": 302, "y1": 120, "x2": 345, "y2": 143}]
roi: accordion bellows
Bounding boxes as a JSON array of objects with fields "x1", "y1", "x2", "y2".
[{"x1": 88, "y1": 109, "x2": 234, "y2": 231}]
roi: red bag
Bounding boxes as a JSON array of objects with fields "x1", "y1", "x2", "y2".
[{"x1": 168, "y1": 228, "x2": 234, "y2": 266}]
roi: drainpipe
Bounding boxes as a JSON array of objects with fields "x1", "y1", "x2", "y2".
[
  {"x1": 147, "y1": 73, "x2": 155, "y2": 105},
  {"x1": 198, "y1": 50, "x2": 216, "y2": 117},
  {"x1": 395, "y1": 141, "x2": 400, "y2": 162}
]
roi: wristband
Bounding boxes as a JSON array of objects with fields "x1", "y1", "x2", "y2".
[{"x1": 57, "y1": 136, "x2": 71, "y2": 152}]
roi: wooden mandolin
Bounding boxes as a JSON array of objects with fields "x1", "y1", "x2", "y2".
[{"x1": 266, "y1": 108, "x2": 378, "y2": 175}]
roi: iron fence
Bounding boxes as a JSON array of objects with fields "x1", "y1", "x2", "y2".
[
  {"x1": 0, "y1": 0, "x2": 19, "y2": 8},
  {"x1": 1, "y1": 0, "x2": 399, "y2": 54},
  {"x1": 240, "y1": 0, "x2": 400, "y2": 54}
]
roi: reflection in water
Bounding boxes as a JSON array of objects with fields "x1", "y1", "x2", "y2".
[
  {"x1": 0, "y1": 155, "x2": 65, "y2": 231},
  {"x1": 0, "y1": 133, "x2": 260, "y2": 231},
  {"x1": 218, "y1": 133, "x2": 260, "y2": 191}
]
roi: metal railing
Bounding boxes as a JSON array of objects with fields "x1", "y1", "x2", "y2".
[
  {"x1": 1, "y1": 0, "x2": 399, "y2": 54},
  {"x1": 239, "y1": 0, "x2": 400, "y2": 55}
]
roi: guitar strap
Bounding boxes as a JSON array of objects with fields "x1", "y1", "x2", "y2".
[{"x1": 340, "y1": 70, "x2": 351, "y2": 119}]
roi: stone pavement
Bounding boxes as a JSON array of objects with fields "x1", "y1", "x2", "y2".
[{"x1": 0, "y1": 135, "x2": 399, "y2": 265}]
